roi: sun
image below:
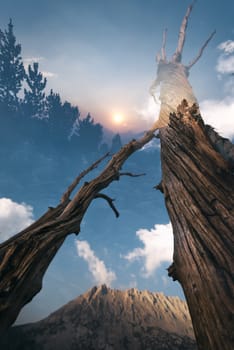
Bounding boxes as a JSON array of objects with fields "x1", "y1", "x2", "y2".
[{"x1": 113, "y1": 113, "x2": 124, "y2": 124}]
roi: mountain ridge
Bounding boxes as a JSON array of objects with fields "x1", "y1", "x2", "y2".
[{"x1": 1, "y1": 285, "x2": 197, "y2": 350}]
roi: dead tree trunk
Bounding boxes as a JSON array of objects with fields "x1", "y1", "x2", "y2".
[
  {"x1": 0, "y1": 130, "x2": 155, "y2": 334},
  {"x1": 150, "y1": 1, "x2": 215, "y2": 130},
  {"x1": 151, "y1": 6, "x2": 233, "y2": 346},
  {"x1": 158, "y1": 101, "x2": 234, "y2": 350}
]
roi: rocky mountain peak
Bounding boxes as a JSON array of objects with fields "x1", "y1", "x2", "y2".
[{"x1": 1, "y1": 286, "x2": 197, "y2": 350}]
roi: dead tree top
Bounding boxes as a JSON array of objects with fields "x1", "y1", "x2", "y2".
[
  {"x1": 156, "y1": 1, "x2": 216, "y2": 69},
  {"x1": 150, "y1": 1, "x2": 216, "y2": 130}
]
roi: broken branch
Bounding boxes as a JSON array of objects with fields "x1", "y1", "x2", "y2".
[
  {"x1": 154, "y1": 181, "x2": 164, "y2": 193},
  {"x1": 0, "y1": 129, "x2": 156, "y2": 333},
  {"x1": 172, "y1": 1, "x2": 195, "y2": 62},
  {"x1": 60, "y1": 152, "x2": 109, "y2": 203},
  {"x1": 94, "y1": 193, "x2": 119, "y2": 218},
  {"x1": 119, "y1": 172, "x2": 146, "y2": 177},
  {"x1": 161, "y1": 28, "x2": 167, "y2": 61},
  {"x1": 186, "y1": 30, "x2": 216, "y2": 69}
]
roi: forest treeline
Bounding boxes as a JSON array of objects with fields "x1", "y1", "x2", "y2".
[{"x1": 0, "y1": 20, "x2": 122, "y2": 157}]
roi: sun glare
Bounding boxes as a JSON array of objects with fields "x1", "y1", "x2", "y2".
[{"x1": 113, "y1": 113, "x2": 124, "y2": 124}]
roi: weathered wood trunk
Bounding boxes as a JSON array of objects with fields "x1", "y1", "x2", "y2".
[
  {"x1": 151, "y1": 61, "x2": 198, "y2": 129},
  {"x1": 159, "y1": 102, "x2": 234, "y2": 350},
  {"x1": 0, "y1": 130, "x2": 155, "y2": 335}
]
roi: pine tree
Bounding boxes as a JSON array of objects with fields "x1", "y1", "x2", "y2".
[
  {"x1": 110, "y1": 133, "x2": 122, "y2": 153},
  {"x1": 46, "y1": 89, "x2": 79, "y2": 147},
  {"x1": 24, "y1": 62, "x2": 47, "y2": 118},
  {"x1": 74, "y1": 113, "x2": 103, "y2": 153},
  {"x1": 46, "y1": 89, "x2": 62, "y2": 120},
  {"x1": 0, "y1": 19, "x2": 25, "y2": 110},
  {"x1": 62, "y1": 101, "x2": 79, "y2": 138}
]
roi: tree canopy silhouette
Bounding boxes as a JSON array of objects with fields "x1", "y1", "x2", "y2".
[
  {"x1": 0, "y1": 20, "x2": 105, "y2": 156},
  {"x1": 0, "y1": 19, "x2": 25, "y2": 111},
  {"x1": 23, "y1": 62, "x2": 47, "y2": 118},
  {"x1": 71, "y1": 112, "x2": 103, "y2": 153}
]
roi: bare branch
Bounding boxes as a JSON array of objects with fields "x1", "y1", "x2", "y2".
[
  {"x1": 156, "y1": 28, "x2": 168, "y2": 63},
  {"x1": 60, "y1": 130, "x2": 156, "y2": 217},
  {"x1": 119, "y1": 172, "x2": 146, "y2": 177},
  {"x1": 94, "y1": 193, "x2": 119, "y2": 218},
  {"x1": 161, "y1": 28, "x2": 167, "y2": 61},
  {"x1": 60, "y1": 152, "x2": 109, "y2": 203},
  {"x1": 186, "y1": 30, "x2": 216, "y2": 69},
  {"x1": 172, "y1": 1, "x2": 195, "y2": 62},
  {"x1": 154, "y1": 181, "x2": 164, "y2": 193},
  {"x1": 0, "y1": 128, "x2": 156, "y2": 333},
  {"x1": 167, "y1": 263, "x2": 178, "y2": 281}
]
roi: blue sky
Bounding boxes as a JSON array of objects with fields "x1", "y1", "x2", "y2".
[
  {"x1": 0, "y1": 0, "x2": 234, "y2": 324},
  {"x1": 1, "y1": 0, "x2": 234, "y2": 133}
]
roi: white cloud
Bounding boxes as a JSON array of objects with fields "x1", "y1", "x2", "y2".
[
  {"x1": 0, "y1": 198, "x2": 34, "y2": 243},
  {"x1": 224, "y1": 78, "x2": 234, "y2": 96},
  {"x1": 200, "y1": 96, "x2": 234, "y2": 139},
  {"x1": 216, "y1": 55, "x2": 234, "y2": 74},
  {"x1": 137, "y1": 96, "x2": 161, "y2": 128},
  {"x1": 23, "y1": 56, "x2": 45, "y2": 64},
  {"x1": 123, "y1": 223, "x2": 173, "y2": 277},
  {"x1": 199, "y1": 40, "x2": 234, "y2": 139},
  {"x1": 42, "y1": 71, "x2": 58, "y2": 78},
  {"x1": 216, "y1": 40, "x2": 234, "y2": 75},
  {"x1": 218, "y1": 40, "x2": 234, "y2": 54},
  {"x1": 76, "y1": 240, "x2": 116, "y2": 286},
  {"x1": 23, "y1": 57, "x2": 58, "y2": 78}
]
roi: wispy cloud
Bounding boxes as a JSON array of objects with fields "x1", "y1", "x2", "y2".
[
  {"x1": 136, "y1": 96, "x2": 161, "y2": 129},
  {"x1": 200, "y1": 97, "x2": 234, "y2": 138},
  {"x1": 0, "y1": 198, "x2": 34, "y2": 243},
  {"x1": 217, "y1": 40, "x2": 234, "y2": 54},
  {"x1": 23, "y1": 56, "x2": 45, "y2": 65},
  {"x1": 123, "y1": 223, "x2": 173, "y2": 277},
  {"x1": 42, "y1": 71, "x2": 58, "y2": 78},
  {"x1": 23, "y1": 57, "x2": 58, "y2": 78},
  {"x1": 216, "y1": 55, "x2": 234, "y2": 75},
  {"x1": 199, "y1": 40, "x2": 234, "y2": 138},
  {"x1": 76, "y1": 240, "x2": 116, "y2": 286},
  {"x1": 216, "y1": 40, "x2": 234, "y2": 74}
]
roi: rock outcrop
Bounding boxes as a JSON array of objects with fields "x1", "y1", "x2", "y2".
[{"x1": 1, "y1": 285, "x2": 197, "y2": 350}]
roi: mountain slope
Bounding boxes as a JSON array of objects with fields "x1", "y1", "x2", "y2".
[{"x1": 1, "y1": 285, "x2": 197, "y2": 350}]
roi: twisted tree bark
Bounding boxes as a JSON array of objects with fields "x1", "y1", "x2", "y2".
[
  {"x1": 158, "y1": 101, "x2": 234, "y2": 350},
  {"x1": 0, "y1": 130, "x2": 155, "y2": 334}
]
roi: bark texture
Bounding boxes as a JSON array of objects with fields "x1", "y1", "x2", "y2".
[
  {"x1": 159, "y1": 101, "x2": 234, "y2": 350},
  {"x1": 0, "y1": 130, "x2": 155, "y2": 334}
]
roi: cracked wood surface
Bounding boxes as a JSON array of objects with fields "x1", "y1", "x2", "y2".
[{"x1": 159, "y1": 102, "x2": 234, "y2": 350}]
